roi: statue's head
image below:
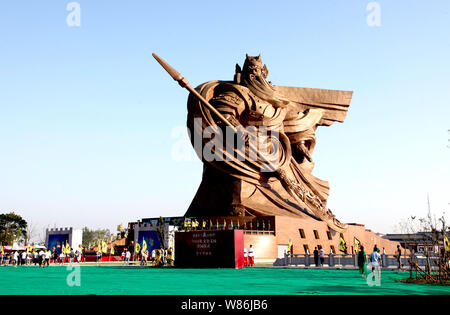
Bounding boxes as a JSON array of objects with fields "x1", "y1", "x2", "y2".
[
  {"x1": 235, "y1": 54, "x2": 289, "y2": 108},
  {"x1": 242, "y1": 54, "x2": 269, "y2": 80}
]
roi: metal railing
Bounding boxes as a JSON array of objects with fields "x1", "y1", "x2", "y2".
[
  {"x1": 244, "y1": 230, "x2": 275, "y2": 235},
  {"x1": 274, "y1": 253, "x2": 441, "y2": 269}
]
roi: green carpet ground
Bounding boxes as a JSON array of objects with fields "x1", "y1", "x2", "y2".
[{"x1": 1, "y1": 266, "x2": 449, "y2": 295}]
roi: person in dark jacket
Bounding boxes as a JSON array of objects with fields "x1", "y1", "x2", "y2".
[
  {"x1": 313, "y1": 247, "x2": 319, "y2": 267},
  {"x1": 357, "y1": 246, "x2": 367, "y2": 278}
]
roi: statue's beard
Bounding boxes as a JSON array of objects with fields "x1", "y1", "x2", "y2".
[{"x1": 242, "y1": 73, "x2": 290, "y2": 108}]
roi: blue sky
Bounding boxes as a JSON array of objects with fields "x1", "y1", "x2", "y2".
[{"x1": 0, "y1": 0, "x2": 449, "y2": 238}]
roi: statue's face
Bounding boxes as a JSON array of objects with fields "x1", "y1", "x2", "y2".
[{"x1": 246, "y1": 57, "x2": 262, "y2": 76}]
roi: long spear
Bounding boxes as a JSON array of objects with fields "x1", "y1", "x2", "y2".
[{"x1": 152, "y1": 53, "x2": 304, "y2": 205}]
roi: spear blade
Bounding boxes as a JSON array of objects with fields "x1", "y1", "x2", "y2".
[{"x1": 152, "y1": 53, "x2": 184, "y2": 83}]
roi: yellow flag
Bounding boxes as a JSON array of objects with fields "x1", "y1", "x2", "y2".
[
  {"x1": 445, "y1": 235, "x2": 450, "y2": 253},
  {"x1": 354, "y1": 237, "x2": 360, "y2": 253},
  {"x1": 202, "y1": 220, "x2": 206, "y2": 229},
  {"x1": 33, "y1": 244, "x2": 36, "y2": 253},
  {"x1": 142, "y1": 239, "x2": 147, "y2": 253},
  {"x1": 288, "y1": 239, "x2": 293, "y2": 252},
  {"x1": 110, "y1": 245, "x2": 115, "y2": 255},
  {"x1": 339, "y1": 236, "x2": 347, "y2": 252},
  {"x1": 135, "y1": 243, "x2": 141, "y2": 253},
  {"x1": 0, "y1": 246, "x2": 4, "y2": 255},
  {"x1": 102, "y1": 241, "x2": 108, "y2": 254},
  {"x1": 27, "y1": 244, "x2": 32, "y2": 253}
]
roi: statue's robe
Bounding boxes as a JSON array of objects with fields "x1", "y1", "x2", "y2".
[{"x1": 185, "y1": 80, "x2": 352, "y2": 232}]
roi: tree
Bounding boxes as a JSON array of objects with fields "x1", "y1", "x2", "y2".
[
  {"x1": 81, "y1": 227, "x2": 111, "y2": 247},
  {"x1": 36, "y1": 224, "x2": 51, "y2": 245},
  {"x1": 396, "y1": 212, "x2": 449, "y2": 284},
  {"x1": 25, "y1": 219, "x2": 38, "y2": 246},
  {"x1": 395, "y1": 216, "x2": 421, "y2": 278},
  {"x1": 156, "y1": 217, "x2": 166, "y2": 249},
  {"x1": 0, "y1": 212, "x2": 28, "y2": 246}
]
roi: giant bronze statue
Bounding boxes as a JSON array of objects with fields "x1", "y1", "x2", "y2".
[{"x1": 153, "y1": 53, "x2": 352, "y2": 233}]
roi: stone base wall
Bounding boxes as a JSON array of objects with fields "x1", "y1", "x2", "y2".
[{"x1": 275, "y1": 216, "x2": 399, "y2": 256}]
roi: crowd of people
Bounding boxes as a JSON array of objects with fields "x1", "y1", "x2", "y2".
[
  {"x1": 120, "y1": 247, "x2": 174, "y2": 267},
  {"x1": 0, "y1": 243, "x2": 263, "y2": 269},
  {"x1": 0, "y1": 247, "x2": 87, "y2": 268},
  {"x1": 1, "y1": 249, "x2": 54, "y2": 268},
  {"x1": 0, "y1": 246, "x2": 176, "y2": 267}
]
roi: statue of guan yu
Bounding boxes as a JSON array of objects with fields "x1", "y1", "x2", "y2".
[{"x1": 154, "y1": 53, "x2": 353, "y2": 233}]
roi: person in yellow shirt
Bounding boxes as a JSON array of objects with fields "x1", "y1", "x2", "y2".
[
  {"x1": 167, "y1": 247, "x2": 173, "y2": 266},
  {"x1": 154, "y1": 248, "x2": 162, "y2": 267}
]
